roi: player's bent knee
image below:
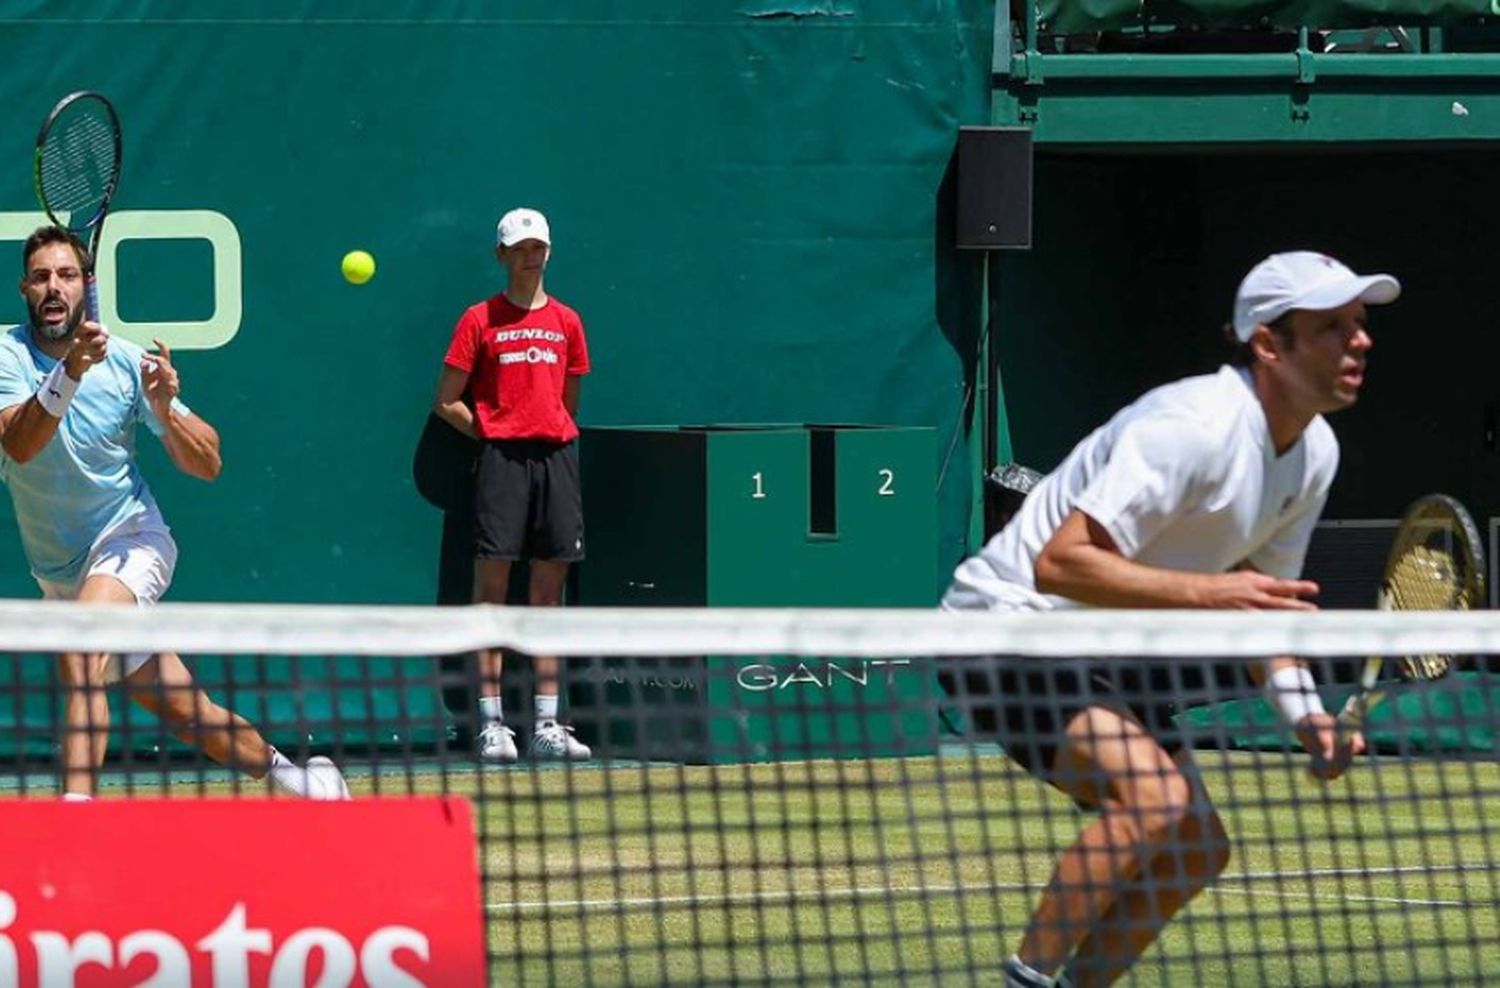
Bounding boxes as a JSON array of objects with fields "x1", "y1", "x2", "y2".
[{"x1": 1123, "y1": 772, "x2": 1194, "y2": 840}]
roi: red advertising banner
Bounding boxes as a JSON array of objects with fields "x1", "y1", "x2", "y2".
[{"x1": 0, "y1": 798, "x2": 486, "y2": 986}]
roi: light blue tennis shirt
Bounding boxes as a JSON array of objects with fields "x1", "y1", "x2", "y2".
[{"x1": 0, "y1": 324, "x2": 190, "y2": 584}]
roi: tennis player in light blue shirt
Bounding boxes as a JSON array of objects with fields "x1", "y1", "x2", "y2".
[
  {"x1": 0, "y1": 305, "x2": 187, "y2": 587},
  {"x1": 0, "y1": 225, "x2": 348, "y2": 800}
]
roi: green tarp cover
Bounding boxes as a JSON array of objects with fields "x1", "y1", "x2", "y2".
[
  {"x1": 1177, "y1": 672, "x2": 1500, "y2": 755},
  {"x1": 1038, "y1": 0, "x2": 1494, "y2": 34},
  {"x1": 0, "y1": 658, "x2": 449, "y2": 759}
]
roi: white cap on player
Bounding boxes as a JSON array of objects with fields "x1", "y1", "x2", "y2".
[{"x1": 1232, "y1": 251, "x2": 1399, "y2": 342}]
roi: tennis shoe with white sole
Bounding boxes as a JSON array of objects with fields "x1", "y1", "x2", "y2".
[
  {"x1": 531, "y1": 722, "x2": 592, "y2": 761},
  {"x1": 479, "y1": 722, "x2": 519, "y2": 763},
  {"x1": 306, "y1": 756, "x2": 352, "y2": 800}
]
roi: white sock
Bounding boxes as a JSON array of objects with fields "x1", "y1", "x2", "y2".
[
  {"x1": 535, "y1": 694, "x2": 559, "y2": 724},
  {"x1": 62, "y1": 792, "x2": 92, "y2": 803},
  {"x1": 267, "y1": 747, "x2": 313, "y2": 798},
  {"x1": 480, "y1": 696, "x2": 504, "y2": 725}
]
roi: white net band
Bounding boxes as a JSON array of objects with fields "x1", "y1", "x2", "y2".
[{"x1": 8, "y1": 598, "x2": 1500, "y2": 657}]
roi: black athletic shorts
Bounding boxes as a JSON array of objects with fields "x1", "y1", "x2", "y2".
[
  {"x1": 968, "y1": 658, "x2": 1227, "y2": 781},
  {"x1": 474, "y1": 439, "x2": 584, "y2": 562}
]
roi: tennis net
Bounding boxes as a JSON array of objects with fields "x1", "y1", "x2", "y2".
[{"x1": 3, "y1": 601, "x2": 1500, "y2": 986}]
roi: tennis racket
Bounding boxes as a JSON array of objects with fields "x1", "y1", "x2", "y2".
[
  {"x1": 34, "y1": 91, "x2": 123, "y2": 324},
  {"x1": 1337, "y1": 494, "x2": 1486, "y2": 746}
]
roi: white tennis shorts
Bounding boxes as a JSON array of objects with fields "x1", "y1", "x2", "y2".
[{"x1": 36, "y1": 512, "x2": 179, "y2": 681}]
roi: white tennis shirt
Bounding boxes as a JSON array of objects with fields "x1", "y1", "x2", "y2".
[{"x1": 947, "y1": 365, "x2": 1339, "y2": 610}]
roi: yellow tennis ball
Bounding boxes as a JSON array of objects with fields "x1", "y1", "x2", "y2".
[{"x1": 341, "y1": 250, "x2": 375, "y2": 285}]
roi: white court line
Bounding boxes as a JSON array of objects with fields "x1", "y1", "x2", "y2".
[
  {"x1": 1213, "y1": 863, "x2": 1485, "y2": 908},
  {"x1": 1212, "y1": 887, "x2": 1466, "y2": 909},
  {"x1": 1230, "y1": 863, "x2": 1482, "y2": 880},
  {"x1": 487, "y1": 864, "x2": 1489, "y2": 913},
  {"x1": 489, "y1": 882, "x2": 982, "y2": 913}
]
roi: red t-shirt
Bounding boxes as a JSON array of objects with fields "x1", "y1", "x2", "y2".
[{"x1": 443, "y1": 294, "x2": 590, "y2": 442}]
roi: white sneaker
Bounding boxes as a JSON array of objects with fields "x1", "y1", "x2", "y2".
[
  {"x1": 479, "y1": 722, "x2": 518, "y2": 763},
  {"x1": 306, "y1": 756, "x2": 351, "y2": 800},
  {"x1": 531, "y1": 722, "x2": 592, "y2": 761}
]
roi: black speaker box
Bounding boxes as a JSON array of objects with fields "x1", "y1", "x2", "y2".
[{"x1": 956, "y1": 126, "x2": 1033, "y2": 250}]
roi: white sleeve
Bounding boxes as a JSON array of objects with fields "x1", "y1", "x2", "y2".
[
  {"x1": 138, "y1": 395, "x2": 192, "y2": 437},
  {"x1": 1073, "y1": 416, "x2": 1218, "y2": 558}
]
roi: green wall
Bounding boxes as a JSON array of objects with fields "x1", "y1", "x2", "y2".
[{"x1": 0, "y1": 2, "x2": 995, "y2": 605}]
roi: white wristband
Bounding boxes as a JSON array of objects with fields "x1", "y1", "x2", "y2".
[
  {"x1": 1265, "y1": 665, "x2": 1326, "y2": 726},
  {"x1": 36, "y1": 361, "x2": 79, "y2": 418}
]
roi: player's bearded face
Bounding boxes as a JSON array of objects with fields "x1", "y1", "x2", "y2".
[
  {"x1": 21, "y1": 243, "x2": 85, "y2": 342},
  {"x1": 27, "y1": 288, "x2": 82, "y2": 341}
]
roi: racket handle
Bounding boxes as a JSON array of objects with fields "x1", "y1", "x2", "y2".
[
  {"x1": 1337, "y1": 692, "x2": 1374, "y2": 737},
  {"x1": 84, "y1": 275, "x2": 100, "y2": 324},
  {"x1": 1328, "y1": 690, "x2": 1383, "y2": 774},
  {"x1": 1337, "y1": 692, "x2": 1360, "y2": 723}
]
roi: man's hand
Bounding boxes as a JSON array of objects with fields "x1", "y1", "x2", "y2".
[
  {"x1": 1198, "y1": 570, "x2": 1320, "y2": 610},
  {"x1": 141, "y1": 338, "x2": 180, "y2": 421},
  {"x1": 63, "y1": 322, "x2": 109, "y2": 380},
  {"x1": 1297, "y1": 711, "x2": 1366, "y2": 779}
]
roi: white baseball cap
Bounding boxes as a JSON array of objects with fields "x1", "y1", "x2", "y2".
[
  {"x1": 496, "y1": 207, "x2": 551, "y2": 247},
  {"x1": 1232, "y1": 251, "x2": 1400, "y2": 342}
]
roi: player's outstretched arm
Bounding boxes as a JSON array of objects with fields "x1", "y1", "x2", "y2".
[
  {"x1": 1296, "y1": 711, "x2": 1366, "y2": 780},
  {"x1": 158, "y1": 410, "x2": 222, "y2": 481},
  {"x1": 0, "y1": 399, "x2": 63, "y2": 463},
  {"x1": 1, "y1": 323, "x2": 111, "y2": 463},
  {"x1": 1035, "y1": 511, "x2": 1320, "y2": 609},
  {"x1": 142, "y1": 339, "x2": 221, "y2": 481},
  {"x1": 1254, "y1": 656, "x2": 1366, "y2": 779}
]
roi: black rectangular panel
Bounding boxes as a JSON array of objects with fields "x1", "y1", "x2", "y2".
[{"x1": 956, "y1": 126, "x2": 1033, "y2": 250}]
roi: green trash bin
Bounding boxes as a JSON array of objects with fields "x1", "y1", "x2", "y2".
[{"x1": 575, "y1": 424, "x2": 940, "y2": 764}]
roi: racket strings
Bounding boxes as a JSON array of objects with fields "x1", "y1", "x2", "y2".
[
  {"x1": 39, "y1": 111, "x2": 117, "y2": 218},
  {"x1": 1385, "y1": 543, "x2": 1462, "y2": 610},
  {"x1": 1386, "y1": 542, "x2": 1468, "y2": 681}
]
